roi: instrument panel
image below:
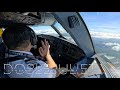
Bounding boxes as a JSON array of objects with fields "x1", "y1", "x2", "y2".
[{"x1": 31, "y1": 34, "x2": 85, "y2": 67}]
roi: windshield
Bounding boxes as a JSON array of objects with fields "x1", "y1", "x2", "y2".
[
  {"x1": 30, "y1": 25, "x2": 59, "y2": 37},
  {"x1": 80, "y1": 12, "x2": 120, "y2": 69},
  {"x1": 29, "y1": 21, "x2": 76, "y2": 44},
  {"x1": 53, "y1": 21, "x2": 76, "y2": 44}
]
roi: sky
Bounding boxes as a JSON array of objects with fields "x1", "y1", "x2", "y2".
[
  {"x1": 80, "y1": 12, "x2": 120, "y2": 55},
  {"x1": 80, "y1": 12, "x2": 120, "y2": 34}
]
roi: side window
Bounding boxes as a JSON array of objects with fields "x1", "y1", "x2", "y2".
[{"x1": 80, "y1": 12, "x2": 120, "y2": 68}]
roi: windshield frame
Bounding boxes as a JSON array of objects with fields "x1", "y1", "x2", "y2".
[{"x1": 79, "y1": 12, "x2": 96, "y2": 54}]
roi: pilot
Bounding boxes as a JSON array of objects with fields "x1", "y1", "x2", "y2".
[{"x1": 2, "y1": 24, "x2": 58, "y2": 78}]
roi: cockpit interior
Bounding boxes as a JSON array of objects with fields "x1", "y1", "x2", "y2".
[{"x1": 0, "y1": 12, "x2": 114, "y2": 78}]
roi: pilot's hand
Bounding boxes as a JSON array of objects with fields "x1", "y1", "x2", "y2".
[{"x1": 39, "y1": 39, "x2": 50, "y2": 59}]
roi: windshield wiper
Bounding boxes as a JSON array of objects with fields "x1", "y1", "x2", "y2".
[
  {"x1": 59, "y1": 35, "x2": 66, "y2": 39},
  {"x1": 51, "y1": 25, "x2": 66, "y2": 39}
]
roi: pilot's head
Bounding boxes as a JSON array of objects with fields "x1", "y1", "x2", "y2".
[{"x1": 2, "y1": 24, "x2": 37, "y2": 52}]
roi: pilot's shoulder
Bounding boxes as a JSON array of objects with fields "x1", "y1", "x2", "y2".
[{"x1": 25, "y1": 59, "x2": 48, "y2": 68}]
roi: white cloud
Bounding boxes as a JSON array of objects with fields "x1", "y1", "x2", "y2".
[
  {"x1": 112, "y1": 46, "x2": 120, "y2": 52},
  {"x1": 33, "y1": 29, "x2": 58, "y2": 36},
  {"x1": 92, "y1": 31, "x2": 120, "y2": 51},
  {"x1": 90, "y1": 31, "x2": 120, "y2": 39},
  {"x1": 104, "y1": 43, "x2": 120, "y2": 47},
  {"x1": 104, "y1": 43, "x2": 120, "y2": 52}
]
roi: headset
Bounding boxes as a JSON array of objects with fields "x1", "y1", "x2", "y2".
[{"x1": 29, "y1": 28, "x2": 38, "y2": 46}]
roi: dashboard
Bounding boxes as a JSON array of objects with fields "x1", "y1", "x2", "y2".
[{"x1": 31, "y1": 34, "x2": 86, "y2": 68}]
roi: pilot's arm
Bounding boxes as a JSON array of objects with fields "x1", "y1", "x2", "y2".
[
  {"x1": 37, "y1": 39, "x2": 58, "y2": 77},
  {"x1": 39, "y1": 39, "x2": 57, "y2": 69}
]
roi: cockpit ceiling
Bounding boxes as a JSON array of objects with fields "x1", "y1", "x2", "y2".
[{"x1": 0, "y1": 12, "x2": 56, "y2": 27}]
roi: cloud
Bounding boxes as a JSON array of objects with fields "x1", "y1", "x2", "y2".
[
  {"x1": 104, "y1": 43, "x2": 120, "y2": 52},
  {"x1": 112, "y1": 46, "x2": 120, "y2": 52},
  {"x1": 90, "y1": 31, "x2": 120, "y2": 39},
  {"x1": 104, "y1": 43, "x2": 120, "y2": 47},
  {"x1": 33, "y1": 28, "x2": 59, "y2": 36}
]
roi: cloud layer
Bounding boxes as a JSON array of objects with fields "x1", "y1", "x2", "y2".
[
  {"x1": 90, "y1": 31, "x2": 120, "y2": 39},
  {"x1": 104, "y1": 43, "x2": 120, "y2": 51},
  {"x1": 90, "y1": 31, "x2": 120, "y2": 52}
]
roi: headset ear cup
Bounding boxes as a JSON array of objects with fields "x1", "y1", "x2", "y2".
[
  {"x1": 32, "y1": 34, "x2": 38, "y2": 45},
  {"x1": 30, "y1": 29, "x2": 38, "y2": 46}
]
